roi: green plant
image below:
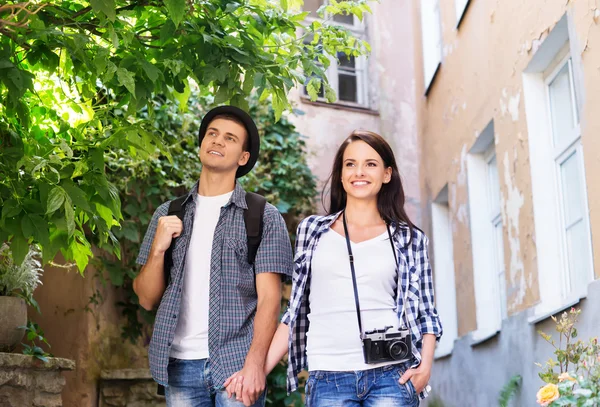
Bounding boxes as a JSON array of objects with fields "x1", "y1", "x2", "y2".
[
  {"x1": 536, "y1": 308, "x2": 600, "y2": 406},
  {"x1": 266, "y1": 360, "x2": 305, "y2": 407},
  {"x1": 499, "y1": 374, "x2": 522, "y2": 407},
  {"x1": 0, "y1": 242, "x2": 43, "y2": 301},
  {"x1": 21, "y1": 320, "x2": 52, "y2": 362},
  {"x1": 0, "y1": 0, "x2": 371, "y2": 273}
]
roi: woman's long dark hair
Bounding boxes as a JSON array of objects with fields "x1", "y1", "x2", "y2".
[{"x1": 322, "y1": 130, "x2": 418, "y2": 243}]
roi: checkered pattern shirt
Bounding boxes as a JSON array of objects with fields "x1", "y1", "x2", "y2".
[
  {"x1": 281, "y1": 212, "x2": 443, "y2": 399},
  {"x1": 137, "y1": 182, "x2": 293, "y2": 388}
]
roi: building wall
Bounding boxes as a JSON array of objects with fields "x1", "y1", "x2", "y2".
[
  {"x1": 413, "y1": 0, "x2": 600, "y2": 404},
  {"x1": 289, "y1": 0, "x2": 423, "y2": 223}
]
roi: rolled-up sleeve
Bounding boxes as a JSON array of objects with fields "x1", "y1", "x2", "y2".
[
  {"x1": 416, "y1": 235, "x2": 443, "y2": 340},
  {"x1": 136, "y1": 202, "x2": 169, "y2": 266},
  {"x1": 253, "y1": 204, "x2": 294, "y2": 280}
]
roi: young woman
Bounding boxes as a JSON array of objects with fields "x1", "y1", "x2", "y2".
[{"x1": 226, "y1": 130, "x2": 443, "y2": 406}]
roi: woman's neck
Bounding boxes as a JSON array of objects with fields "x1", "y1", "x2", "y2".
[
  {"x1": 344, "y1": 197, "x2": 383, "y2": 227},
  {"x1": 198, "y1": 169, "x2": 236, "y2": 196}
]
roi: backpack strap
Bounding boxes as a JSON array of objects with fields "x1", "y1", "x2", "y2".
[
  {"x1": 244, "y1": 192, "x2": 267, "y2": 265},
  {"x1": 164, "y1": 195, "x2": 187, "y2": 286}
]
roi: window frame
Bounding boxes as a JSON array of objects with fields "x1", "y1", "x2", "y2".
[
  {"x1": 543, "y1": 53, "x2": 593, "y2": 299},
  {"x1": 302, "y1": 1, "x2": 370, "y2": 108}
]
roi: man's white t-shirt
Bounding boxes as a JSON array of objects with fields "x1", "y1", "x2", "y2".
[{"x1": 169, "y1": 191, "x2": 233, "y2": 359}]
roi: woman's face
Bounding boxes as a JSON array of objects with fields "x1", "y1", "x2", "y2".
[{"x1": 341, "y1": 140, "x2": 392, "y2": 202}]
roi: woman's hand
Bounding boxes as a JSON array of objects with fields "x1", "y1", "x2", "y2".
[{"x1": 399, "y1": 364, "x2": 430, "y2": 394}]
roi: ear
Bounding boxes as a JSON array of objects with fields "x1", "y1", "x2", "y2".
[
  {"x1": 383, "y1": 167, "x2": 392, "y2": 184},
  {"x1": 238, "y1": 151, "x2": 250, "y2": 166}
]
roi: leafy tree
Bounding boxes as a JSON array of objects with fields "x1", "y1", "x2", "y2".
[{"x1": 0, "y1": 0, "x2": 371, "y2": 270}]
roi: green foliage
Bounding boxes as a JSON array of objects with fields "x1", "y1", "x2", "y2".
[
  {"x1": 536, "y1": 308, "x2": 600, "y2": 406},
  {"x1": 21, "y1": 320, "x2": 52, "y2": 363},
  {"x1": 498, "y1": 374, "x2": 521, "y2": 407},
  {"x1": 0, "y1": 243, "x2": 43, "y2": 299},
  {"x1": 0, "y1": 0, "x2": 371, "y2": 272},
  {"x1": 266, "y1": 359, "x2": 305, "y2": 406}
]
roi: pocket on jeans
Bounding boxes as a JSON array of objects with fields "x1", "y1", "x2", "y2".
[{"x1": 395, "y1": 368, "x2": 416, "y2": 401}]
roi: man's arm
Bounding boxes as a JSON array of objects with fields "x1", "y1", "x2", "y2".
[
  {"x1": 235, "y1": 272, "x2": 281, "y2": 405},
  {"x1": 133, "y1": 214, "x2": 182, "y2": 310}
]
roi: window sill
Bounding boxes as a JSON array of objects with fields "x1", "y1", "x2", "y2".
[
  {"x1": 470, "y1": 328, "x2": 500, "y2": 347},
  {"x1": 434, "y1": 347, "x2": 453, "y2": 360},
  {"x1": 527, "y1": 296, "x2": 584, "y2": 325},
  {"x1": 299, "y1": 97, "x2": 379, "y2": 116}
]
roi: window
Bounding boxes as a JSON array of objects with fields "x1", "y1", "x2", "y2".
[
  {"x1": 545, "y1": 55, "x2": 592, "y2": 297},
  {"x1": 522, "y1": 15, "x2": 593, "y2": 322},
  {"x1": 302, "y1": 0, "x2": 370, "y2": 107},
  {"x1": 467, "y1": 122, "x2": 506, "y2": 342},
  {"x1": 419, "y1": 0, "x2": 442, "y2": 94},
  {"x1": 431, "y1": 185, "x2": 458, "y2": 358}
]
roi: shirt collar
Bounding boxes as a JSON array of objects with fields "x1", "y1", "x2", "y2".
[{"x1": 181, "y1": 180, "x2": 247, "y2": 209}]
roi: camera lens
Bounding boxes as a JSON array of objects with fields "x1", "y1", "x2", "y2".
[{"x1": 387, "y1": 340, "x2": 408, "y2": 360}]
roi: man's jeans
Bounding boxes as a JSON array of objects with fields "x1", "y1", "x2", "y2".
[
  {"x1": 166, "y1": 358, "x2": 266, "y2": 407},
  {"x1": 304, "y1": 363, "x2": 420, "y2": 407}
]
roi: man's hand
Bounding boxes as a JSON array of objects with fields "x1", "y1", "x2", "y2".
[
  {"x1": 399, "y1": 364, "x2": 431, "y2": 394},
  {"x1": 233, "y1": 362, "x2": 265, "y2": 406},
  {"x1": 151, "y1": 215, "x2": 183, "y2": 254}
]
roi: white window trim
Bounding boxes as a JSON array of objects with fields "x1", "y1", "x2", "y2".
[
  {"x1": 431, "y1": 186, "x2": 458, "y2": 359},
  {"x1": 522, "y1": 15, "x2": 594, "y2": 324},
  {"x1": 420, "y1": 0, "x2": 442, "y2": 94},
  {"x1": 466, "y1": 122, "x2": 505, "y2": 344}
]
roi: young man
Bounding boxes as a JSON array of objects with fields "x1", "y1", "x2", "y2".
[{"x1": 134, "y1": 105, "x2": 293, "y2": 407}]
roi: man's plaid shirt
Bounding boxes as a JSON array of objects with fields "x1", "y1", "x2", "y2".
[
  {"x1": 137, "y1": 182, "x2": 293, "y2": 388},
  {"x1": 281, "y1": 212, "x2": 443, "y2": 399}
]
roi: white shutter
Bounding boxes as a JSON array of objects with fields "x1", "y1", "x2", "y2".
[{"x1": 420, "y1": 0, "x2": 442, "y2": 93}]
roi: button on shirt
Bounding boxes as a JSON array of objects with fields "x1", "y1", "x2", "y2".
[{"x1": 137, "y1": 182, "x2": 293, "y2": 388}]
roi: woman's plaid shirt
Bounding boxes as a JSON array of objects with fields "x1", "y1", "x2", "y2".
[{"x1": 281, "y1": 212, "x2": 443, "y2": 399}]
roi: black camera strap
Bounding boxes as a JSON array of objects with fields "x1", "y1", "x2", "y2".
[{"x1": 342, "y1": 212, "x2": 404, "y2": 339}]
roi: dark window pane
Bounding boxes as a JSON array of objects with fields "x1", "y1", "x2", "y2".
[
  {"x1": 337, "y1": 52, "x2": 355, "y2": 69},
  {"x1": 333, "y1": 13, "x2": 354, "y2": 25},
  {"x1": 338, "y1": 73, "x2": 357, "y2": 102},
  {"x1": 304, "y1": 0, "x2": 324, "y2": 18}
]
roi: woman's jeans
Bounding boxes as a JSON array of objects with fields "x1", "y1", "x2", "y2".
[{"x1": 305, "y1": 363, "x2": 420, "y2": 407}]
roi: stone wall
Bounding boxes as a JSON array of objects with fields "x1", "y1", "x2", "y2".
[
  {"x1": 99, "y1": 369, "x2": 165, "y2": 407},
  {"x1": 0, "y1": 352, "x2": 74, "y2": 407}
]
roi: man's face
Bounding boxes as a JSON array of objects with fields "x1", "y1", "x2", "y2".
[{"x1": 199, "y1": 118, "x2": 250, "y2": 175}]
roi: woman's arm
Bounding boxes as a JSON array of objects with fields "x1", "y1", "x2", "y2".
[{"x1": 264, "y1": 322, "x2": 290, "y2": 374}]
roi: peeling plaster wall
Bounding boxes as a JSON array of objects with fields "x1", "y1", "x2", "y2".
[
  {"x1": 415, "y1": 0, "x2": 600, "y2": 333},
  {"x1": 289, "y1": 1, "x2": 422, "y2": 222},
  {"x1": 414, "y1": 0, "x2": 600, "y2": 403}
]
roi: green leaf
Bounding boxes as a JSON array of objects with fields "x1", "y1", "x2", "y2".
[
  {"x1": 90, "y1": 0, "x2": 116, "y2": 22},
  {"x1": 306, "y1": 77, "x2": 321, "y2": 101},
  {"x1": 46, "y1": 187, "x2": 66, "y2": 215},
  {"x1": 165, "y1": 0, "x2": 187, "y2": 28},
  {"x1": 2, "y1": 199, "x2": 21, "y2": 219},
  {"x1": 117, "y1": 68, "x2": 136, "y2": 95},
  {"x1": 64, "y1": 202, "x2": 75, "y2": 238},
  {"x1": 214, "y1": 86, "x2": 230, "y2": 104},
  {"x1": 324, "y1": 82, "x2": 336, "y2": 103},
  {"x1": 29, "y1": 215, "x2": 49, "y2": 248},
  {"x1": 141, "y1": 61, "x2": 160, "y2": 83},
  {"x1": 62, "y1": 183, "x2": 92, "y2": 212},
  {"x1": 11, "y1": 234, "x2": 28, "y2": 266},
  {"x1": 173, "y1": 79, "x2": 191, "y2": 112}
]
